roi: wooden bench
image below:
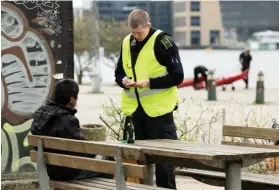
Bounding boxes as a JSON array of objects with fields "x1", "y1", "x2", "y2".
[
  {"x1": 28, "y1": 135, "x2": 170, "y2": 190},
  {"x1": 174, "y1": 125, "x2": 279, "y2": 190}
]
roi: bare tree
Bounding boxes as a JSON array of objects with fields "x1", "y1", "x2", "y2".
[
  {"x1": 74, "y1": 14, "x2": 98, "y2": 84},
  {"x1": 74, "y1": 13, "x2": 129, "y2": 84},
  {"x1": 99, "y1": 97, "x2": 125, "y2": 141},
  {"x1": 99, "y1": 20, "x2": 130, "y2": 69}
]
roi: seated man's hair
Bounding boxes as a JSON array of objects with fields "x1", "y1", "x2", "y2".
[
  {"x1": 53, "y1": 79, "x2": 79, "y2": 105},
  {"x1": 128, "y1": 9, "x2": 150, "y2": 28}
]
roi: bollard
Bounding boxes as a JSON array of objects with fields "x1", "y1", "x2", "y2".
[
  {"x1": 255, "y1": 71, "x2": 264, "y2": 104},
  {"x1": 207, "y1": 70, "x2": 217, "y2": 101}
]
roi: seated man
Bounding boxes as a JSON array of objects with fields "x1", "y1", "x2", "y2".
[
  {"x1": 193, "y1": 65, "x2": 208, "y2": 89},
  {"x1": 31, "y1": 79, "x2": 113, "y2": 180}
]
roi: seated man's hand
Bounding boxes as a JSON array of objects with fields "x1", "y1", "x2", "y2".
[{"x1": 122, "y1": 77, "x2": 136, "y2": 88}]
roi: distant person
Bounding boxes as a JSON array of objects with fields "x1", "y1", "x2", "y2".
[
  {"x1": 193, "y1": 65, "x2": 208, "y2": 89},
  {"x1": 239, "y1": 49, "x2": 252, "y2": 89},
  {"x1": 31, "y1": 79, "x2": 113, "y2": 181}
]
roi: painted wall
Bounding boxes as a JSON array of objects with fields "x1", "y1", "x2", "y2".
[{"x1": 1, "y1": 0, "x2": 73, "y2": 174}]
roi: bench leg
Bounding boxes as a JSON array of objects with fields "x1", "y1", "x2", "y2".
[
  {"x1": 37, "y1": 139, "x2": 51, "y2": 190},
  {"x1": 143, "y1": 163, "x2": 154, "y2": 185},
  {"x1": 115, "y1": 147, "x2": 127, "y2": 190},
  {"x1": 225, "y1": 162, "x2": 241, "y2": 190}
]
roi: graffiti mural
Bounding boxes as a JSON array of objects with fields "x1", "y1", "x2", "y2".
[
  {"x1": 1, "y1": 2, "x2": 55, "y2": 124},
  {"x1": 1, "y1": 119, "x2": 37, "y2": 173},
  {"x1": 1, "y1": 1, "x2": 73, "y2": 173},
  {"x1": 14, "y1": 0, "x2": 62, "y2": 35}
]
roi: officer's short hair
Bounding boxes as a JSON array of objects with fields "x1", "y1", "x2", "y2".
[
  {"x1": 53, "y1": 79, "x2": 79, "y2": 105},
  {"x1": 128, "y1": 9, "x2": 150, "y2": 29}
]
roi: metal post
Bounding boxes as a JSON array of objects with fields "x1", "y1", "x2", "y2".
[
  {"x1": 225, "y1": 162, "x2": 241, "y2": 190},
  {"x1": 255, "y1": 71, "x2": 264, "y2": 104},
  {"x1": 91, "y1": 47, "x2": 104, "y2": 93},
  {"x1": 222, "y1": 108, "x2": 226, "y2": 142},
  {"x1": 207, "y1": 70, "x2": 217, "y2": 101},
  {"x1": 90, "y1": 1, "x2": 102, "y2": 94}
]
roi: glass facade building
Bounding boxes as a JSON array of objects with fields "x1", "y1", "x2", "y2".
[{"x1": 96, "y1": 1, "x2": 173, "y2": 36}]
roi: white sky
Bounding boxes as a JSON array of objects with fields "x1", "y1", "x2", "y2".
[{"x1": 72, "y1": 0, "x2": 92, "y2": 9}]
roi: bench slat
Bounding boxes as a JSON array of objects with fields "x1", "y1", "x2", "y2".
[
  {"x1": 30, "y1": 151, "x2": 146, "y2": 179},
  {"x1": 50, "y1": 180, "x2": 102, "y2": 190},
  {"x1": 175, "y1": 169, "x2": 279, "y2": 186},
  {"x1": 73, "y1": 180, "x2": 147, "y2": 190},
  {"x1": 134, "y1": 139, "x2": 279, "y2": 162},
  {"x1": 222, "y1": 141, "x2": 279, "y2": 149},
  {"x1": 72, "y1": 180, "x2": 119, "y2": 190},
  {"x1": 28, "y1": 135, "x2": 144, "y2": 160},
  {"x1": 83, "y1": 178, "x2": 170, "y2": 189},
  {"x1": 137, "y1": 139, "x2": 277, "y2": 154},
  {"x1": 51, "y1": 179, "x2": 170, "y2": 190},
  {"x1": 223, "y1": 125, "x2": 279, "y2": 141}
]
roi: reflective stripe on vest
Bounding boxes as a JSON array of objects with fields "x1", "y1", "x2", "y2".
[
  {"x1": 124, "y1": 87, "x2": 168, "y2": 98},
  {"x1": 124, "y1": 72, "x2": 168, "y2": 98}
]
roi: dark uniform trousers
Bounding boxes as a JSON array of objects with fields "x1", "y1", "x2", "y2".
[
  {"x1": 132, "y1": 105, "x2": 177, "y2": 189},
  {"x1": 242, "y1": 67, "x2": 249, "y2": 88}
]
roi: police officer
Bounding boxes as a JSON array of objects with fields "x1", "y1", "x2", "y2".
[
  {"x1": 193, "y1": 65, "x2": 208, "y2": 89},
  {"x1": 239, "y1": 49, "x2": 252, "y2": 89},
  {"x1": 114, "y1": 9, "x2": 184, "y2": 189}
]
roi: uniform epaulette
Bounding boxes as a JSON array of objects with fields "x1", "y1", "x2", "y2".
[{"x1": 160, "y1": 36, "x2": 173, "y2": 50}]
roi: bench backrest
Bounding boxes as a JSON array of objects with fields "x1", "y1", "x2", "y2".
[
  {"x1": 222, "y1": 125, "x2": 279, "y2": 149},
  {"x1": 28, "y1": 135, "x2": 147, "y2": 179}
]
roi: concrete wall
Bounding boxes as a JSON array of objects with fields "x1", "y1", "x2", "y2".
[{"x1": 1, "y1": 1, "x2": 73, "y2": 174}]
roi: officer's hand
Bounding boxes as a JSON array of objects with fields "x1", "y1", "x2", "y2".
[
  {"x1": 122, "y1": 77, "x2": 136, "y2": 88},
  {"x1": 135, "y1": 79, "x2": 150, "y2": 88}
]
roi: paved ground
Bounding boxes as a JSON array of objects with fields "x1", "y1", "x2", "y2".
[
  {"x1": 75, "y1": 84, "x2": 279, "y2": 189},
  {"x1": 77, "y1": 84, "x2": 279, "y2": 124},
  {"x1": 176, "y1": 176, "x2": 224, "y2": 190}
]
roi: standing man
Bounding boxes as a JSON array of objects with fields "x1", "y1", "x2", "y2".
[
  {"x1": 114, "y1": 9, "x2": 184, "y2": 189},
  {"x1": 239, "y1": 48, "x2": 252, "y2": 89},
  {"x1": 193, "y1": 65, "x2": 208, "y2": 89}
]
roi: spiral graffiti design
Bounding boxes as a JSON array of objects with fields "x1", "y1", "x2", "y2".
[{"x1": 1, "y1": 2, "x2": 55, "y2": 124}]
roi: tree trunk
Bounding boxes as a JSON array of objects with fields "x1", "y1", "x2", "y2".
[
  {"x1": 76, "y1": 55, "x2": 83, "y2": 84},
  {"x1": 78, "y1": 71, "x2": 83, "y2": 84}
]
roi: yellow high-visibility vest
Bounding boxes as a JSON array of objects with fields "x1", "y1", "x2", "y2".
[{"x1": 121, "y1": 30, "x2": 179, "y2": 117}]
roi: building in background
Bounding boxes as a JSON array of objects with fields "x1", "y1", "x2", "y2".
[
  {"x1": 96, "y1": 1, "x2": 173, "y2": 36},
  {"x1": 220, "y1": 1, "x2": 279, "y2": 42},
  {"x1": 173, "y1": 0, "x2": 224, "y2": 47},
  {"x1": 173, "y1": 0, "x2": 279, "y2": 48}
]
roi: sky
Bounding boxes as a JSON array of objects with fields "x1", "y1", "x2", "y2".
[{"x1": 72, "y1": 0, "x2": 92, "y2": 9}]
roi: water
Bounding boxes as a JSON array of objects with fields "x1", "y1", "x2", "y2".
[{"x1": 83, "y1": 50, "x2": 279, "y2": 88}]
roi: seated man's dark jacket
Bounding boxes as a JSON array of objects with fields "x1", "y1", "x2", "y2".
[{"x1": 31, "y1": 99, "x2": 94, "y2": 180}]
